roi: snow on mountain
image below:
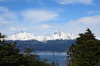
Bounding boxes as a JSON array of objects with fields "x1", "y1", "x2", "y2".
[
  {"x1": 6, "y1": 31, "x2": 37, "y2": 41},
  {"x1": 36, "y1": 35, "x2": 45, "y2": 41},
  {"x1": 5, "y1": 31, "x2": 75, "y2": 41},
  {"x1": 45, "y1": 31, "x2": 71, "y2": 41}
]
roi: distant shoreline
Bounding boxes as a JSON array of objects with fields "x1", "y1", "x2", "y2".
[{"x1": 32, "y1": 51, "x2": 67, "y2": 55}]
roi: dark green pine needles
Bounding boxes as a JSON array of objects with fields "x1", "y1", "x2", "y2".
[{"x1": 67, "y1": 28, "x2": 100, "y2": 66}]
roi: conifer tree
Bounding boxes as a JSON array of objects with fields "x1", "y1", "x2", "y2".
[{"x1": 67, "y1": 29, "x2": 100, "y2": 66}]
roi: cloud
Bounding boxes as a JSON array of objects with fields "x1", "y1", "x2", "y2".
[
  {"x1": 57, "y1": 0, "x2": 93, "y2": 5},
  {"x1": 10, "y1": 27, "x2": 27, "y2": 31},
  {"x1": 21, "y1": 9, "x2": 58, "y2": 23},
  {"x1": 71, "y1": 15, "x2": 100, "y2": 24},
  {"x1": 0, "y1": 6, "x2": 59, "y2": 24},
  {"x1": 0, "y1": 6, "x2": 18, "y2": 24},
  {"x1": 0, "y1": 6, "x2": 26, "y2": 35},
  {"x1": 88, "y1": 10, "x2": 100, "y2": 14},
  {"x1": 64, "y1": 15, "x2": 100, "y2": 37},
  {"x1": 0, "y1": 6, "x2": 58, "y2": 35},
  {"x1": 39, "y1": 24, "x2": 52, "y2": 30},
  {"x1": 31, "y1": 24, "x2": 52, "y2": 30}
]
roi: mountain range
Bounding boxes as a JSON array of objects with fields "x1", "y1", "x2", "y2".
[
  {"x1": 3, "y1": 31, "x2": 76, "y2": 52},
  {"x1": 2, "y1": 31, "x2": 99, "y2": 52},
  {"x1": 5, "y1": 31, "x2": 76, "y2": 41}
]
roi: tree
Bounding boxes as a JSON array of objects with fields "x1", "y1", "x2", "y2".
[
  {"x1": 0, "y1": 33, "x2": 50, "y2": 66},
  {"x1": 0, "y1": 33, "x2": 21, "y2": 66},
  {"x1": 0, "y1": 33, "x2": 6, "y2": 44},
  {"x1": 67, "y1": 28, "x2": 100, "y2": 66}
]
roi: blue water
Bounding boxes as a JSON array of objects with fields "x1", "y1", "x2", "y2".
[{"x1": 33, "y1": 52, "x2": 67, "y2": 66}]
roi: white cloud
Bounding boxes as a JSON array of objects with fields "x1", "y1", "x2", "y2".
[
  {"x1": 64, "y1": 15, "x2": 100, "y2": 37},
  {"x1": 71, "y1": 15, "x2": 100, "y2": 24},
  {"x1": 57, "y1": 0, "x2": 93, "y2": 5},
  {"x1": 31, "y1": 24, "x2": 52, "y2": 30},
  {"x1": 0, "y1": 6, "x2": 18, "y2": 24},
  {"x1": 0, "y1": 6, "x2": 59, "y2": 36},
  {"x1": 39, "y1": 24, "x2": 52, "y2": 30},
  {"x1": 10, "y1": 27, "x2": 27, "y2": 31},
  {"x1": 88, "y1": 10, "x2": 100, "y2": 14},
  {"x1": 21, "y1": 9, "x2": 58, "y2": 23}
]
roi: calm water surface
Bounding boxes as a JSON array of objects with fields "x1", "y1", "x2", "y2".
[{"x1": 33, "y1": 52, "x2": 67, "y2": 66}]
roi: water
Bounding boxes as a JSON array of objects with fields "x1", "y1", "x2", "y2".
[{"x1": 33, "y1": 52, "x2": 67, "y2": 66}]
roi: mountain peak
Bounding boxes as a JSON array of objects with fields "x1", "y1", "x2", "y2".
[
  {"x1": 6, "y1": 32, "x2": 37, "y2": 41},
  {"x1": 16, "y1": 31, "x2": 27, "y2": 34},
  {"x1": 20, "y1": 31, "x2": 25, "y2": 33},
  {"x1": 45, "y1": 31, "x2": 71, "y2": 41},
  {"x1": 54, "y1": 31, "x2": 61, "y2": 34}
]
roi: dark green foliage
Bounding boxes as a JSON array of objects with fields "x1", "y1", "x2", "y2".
[
  {"x1": 0, "y1": 33, "x2": 6, "y2": 38},
  {"x1": 0, "y1": 33, "x2": 50, "y2": 66},
  {"x1": 67, "y1": 28, "x2": 100, "y2": 66},
  {"x1": 0, "y1": 33, "x2": 6, "y2": 44}
]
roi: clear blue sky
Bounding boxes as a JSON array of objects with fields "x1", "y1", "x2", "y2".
[{"x1": 0, "y1": 0, "x2": 100, "y2": 38}]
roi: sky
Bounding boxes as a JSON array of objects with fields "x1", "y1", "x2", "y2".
[{"x1": 0, "y1": 0, "x2": 100, "y2": 38}]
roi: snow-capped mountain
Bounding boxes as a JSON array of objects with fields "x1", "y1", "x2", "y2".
[
  {"x1": 5, "y1": 31, "x2": 75, "y2": 41},
  {"x1": 45, "y1": 31, "x2": 71, "y2": 41},
  {"x1": 6, "y1": 31, "x2": 38, "y2": 41}
]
